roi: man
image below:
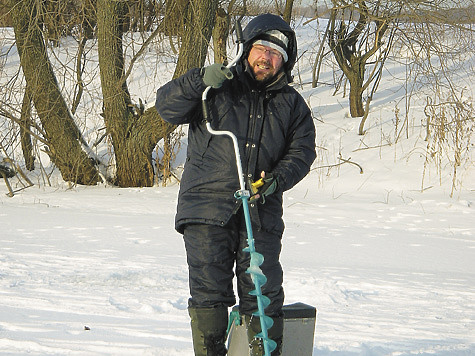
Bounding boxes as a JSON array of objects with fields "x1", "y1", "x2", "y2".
[{"x1": 155, "y1": 14, "x2": 316, "y2": 356}]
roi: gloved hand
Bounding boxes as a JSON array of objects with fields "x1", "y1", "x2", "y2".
[
  {"x1": 250, "y1": 173, "x2": 279, "y2": 204},
  {"x1": 202, "y1": 63, "x2": 233, "y2": 88}
]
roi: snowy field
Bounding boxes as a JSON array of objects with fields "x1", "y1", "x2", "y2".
[{"x1": 1, "y1": 17, "x2": 475, "y2": 356}]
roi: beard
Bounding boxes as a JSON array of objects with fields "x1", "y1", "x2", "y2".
[{"x1": 250, "y1": 59, "x2": 278, "y2": 82}]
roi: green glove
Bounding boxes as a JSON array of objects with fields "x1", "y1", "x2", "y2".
[{"x1": 202, "y1": 63, "x2": 233, "y2": 88}]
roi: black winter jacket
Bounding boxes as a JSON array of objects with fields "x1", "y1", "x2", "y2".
[{"x1": 155, "y1": 16, "x2": 316, "y2": 234}]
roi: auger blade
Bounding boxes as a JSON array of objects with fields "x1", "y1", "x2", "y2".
[
  {"x1": 249, "y1": 293, "x2": 271, "y2": 309},
  {"x1": 261, "y1": 314, "x2": 275, "y2": 329},
  {"x1": 252, "y1": 272, "x2": 267, "y2": 285},
  {"x1": 265, "y1": 338, "x2": 278, "y2": 353},
  {"x1": 259, "y1": 295, "x2": 271, "y2": 309},
  {"x1": 250, "y1": 251, "x2": 264, "y2": 266},
  {"x1": 254, "y1": 334, "x2": 277, "y2": 353},
  {"x1": 246, "y1": 265, "x2": 267, "y2": 283},
  {"x1": 249, "y1": 289, "x2": 258, "y2": 296}
]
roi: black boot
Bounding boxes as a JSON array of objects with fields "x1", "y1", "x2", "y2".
[
  {"x1": 188, "y1": 306, "x2": 228, "y2": 356},
  {"x1": 245, "y1": 315, "x2": 283, "y2": 356}
]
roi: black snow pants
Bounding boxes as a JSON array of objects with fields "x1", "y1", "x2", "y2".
[{"x1": 183, "y1": 211, "x2": 284, "y2": 318}]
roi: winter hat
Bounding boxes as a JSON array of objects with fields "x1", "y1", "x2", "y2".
[{"x1": 252, "y1": 29, "x2": 289, "y2": 62}]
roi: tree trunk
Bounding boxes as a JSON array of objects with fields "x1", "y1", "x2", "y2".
[
  {"x1": 328, "y1": 6, "x2": 367, "y2": 118},
  {"x1": 348, "y1": 76, "x2": 365, "y2": 117},
  {"x1": 213, "y1": 7, "x2": 230, "y2": 65},
  {"x1": 20, "y1": 84, "x2": 35, "y2": 171},
  {"x1": 10, "y1": 0, "x2": 100, "y2": 184},
  {"x1": 348, "y1": 58, "x2": 365, "y2": 117},
  {"x1": 174, "y1": 0, "x2": 219, "y2": 78},
  {"x1": 97, "y1": 0, "x2": 132, "y2": 185},
  {"x1": 97, "y1": 0, "x2": 175, "y2": 187},
  {"x1": 283, "y1": 0, "x2": 294, "y2": 24},
  {"x1": 161, "y1": 0, "x2": 189, "y2": 36}
]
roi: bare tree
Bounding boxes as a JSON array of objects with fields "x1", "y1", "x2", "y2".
[
  {"x1": 173, "y1": 0, "x2": 220, "y2": 77},
  {"x1": 326, "y1": 0, "x2": 397, "y2": 120},
  {"x1": 160, "y1": 0, "x2": 188, "y2": 37},
  {"x1": 212, "y1": 0, "x2": 246, "y2": 65},
  {"x1": 396, "y1": 1, "x2": 475, "y2": 195},
  {"x1": 282, "y1": 0, "x2": 295, "y2": 23},
  {"x1": 9, "y1": 0, "x2": 101, "y2": 184}
]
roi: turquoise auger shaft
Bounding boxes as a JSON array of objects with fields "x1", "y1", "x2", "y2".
[{"x1": 236, "y1": 190, "x2": 277, "y2": 356}]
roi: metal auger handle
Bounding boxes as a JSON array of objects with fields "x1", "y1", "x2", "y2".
[
  {"x1": 202, "y1": 18, "x2": 244, "y2": 119},
  {"x1": 202, "y1": 18, "x2": 245, "y2": 188}
]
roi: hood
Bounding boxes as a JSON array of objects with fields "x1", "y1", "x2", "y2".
[{"x1": 241, "y1": 14, "x2": 297, "y2": 82}]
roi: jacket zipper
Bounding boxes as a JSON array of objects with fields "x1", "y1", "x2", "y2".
[{"x1": 245, "y1": 89, "x2": 261, "y2": 182}]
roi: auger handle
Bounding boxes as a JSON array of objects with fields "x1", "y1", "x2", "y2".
[
  {"x1": 234, "y1": 19, "x2": 243, "y2": 44},
  {"x1": 202, "y1": 19, "x2": 243, "y2": 119}
]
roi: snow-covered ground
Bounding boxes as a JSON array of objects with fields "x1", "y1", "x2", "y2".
[{"x1": 1, "y1": 17, "x2": 474, "y2": 356}]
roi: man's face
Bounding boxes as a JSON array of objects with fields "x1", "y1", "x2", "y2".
[{"x1": 247, "y1": 44, "x2": 284, "y2": 82}]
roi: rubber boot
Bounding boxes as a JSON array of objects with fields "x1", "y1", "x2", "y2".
[
  {"x1": 188, "y1": 306, "x2": 228, "y2": 356},
  {"x1": 245, "y1": 314, "x2": 284, "y2": 356}
]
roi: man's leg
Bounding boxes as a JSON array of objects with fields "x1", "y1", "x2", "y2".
[
  {"x1": 183, "y1": 223, "x2": 239, "y2": 355},
  {"x1": 188, "y1": 306, "x2": 228, "y2": 356}
]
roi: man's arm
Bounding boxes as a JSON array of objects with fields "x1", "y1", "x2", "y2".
[
  {"x1": 155, "y1": 68, "x2": 206, "y2": 125},
  {"x1": 155, "y1": 65, "x2": 233, "y2": 125},
  {"x1": 271, "y1": 95, "x2": 316, "y2": 192}
]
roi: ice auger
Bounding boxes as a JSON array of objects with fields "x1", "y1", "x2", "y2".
[{"x1": 201, "y1": 20, "x2": 276, "y2": 356}]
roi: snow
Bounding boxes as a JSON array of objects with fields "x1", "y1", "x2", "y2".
[{"x1": 1, "y1": 18, "x2": 475, "y2": 356}]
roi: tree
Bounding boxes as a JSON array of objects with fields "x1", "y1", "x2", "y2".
[
  {"x1": 212, "y1": 0, "x2": 246, "y2": 65},
  {"x1": 160, "y1": 0, "x2": 189, "y2": 36},
  {"x1": 9, "y1": 0, "x2": 101, "y2": 184},
  {"x1": 213, "y1": 6, "x2": 232, "y2": 64},
  {"x1": 282, "y1": 0, "x2": 294, "y2": 24},
  {"x1": 173, "y1": 0, "x2": 220, "y2": 77},
  {"x1": 327, "y1": 0, "x2": 396, "y2": 120}
]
